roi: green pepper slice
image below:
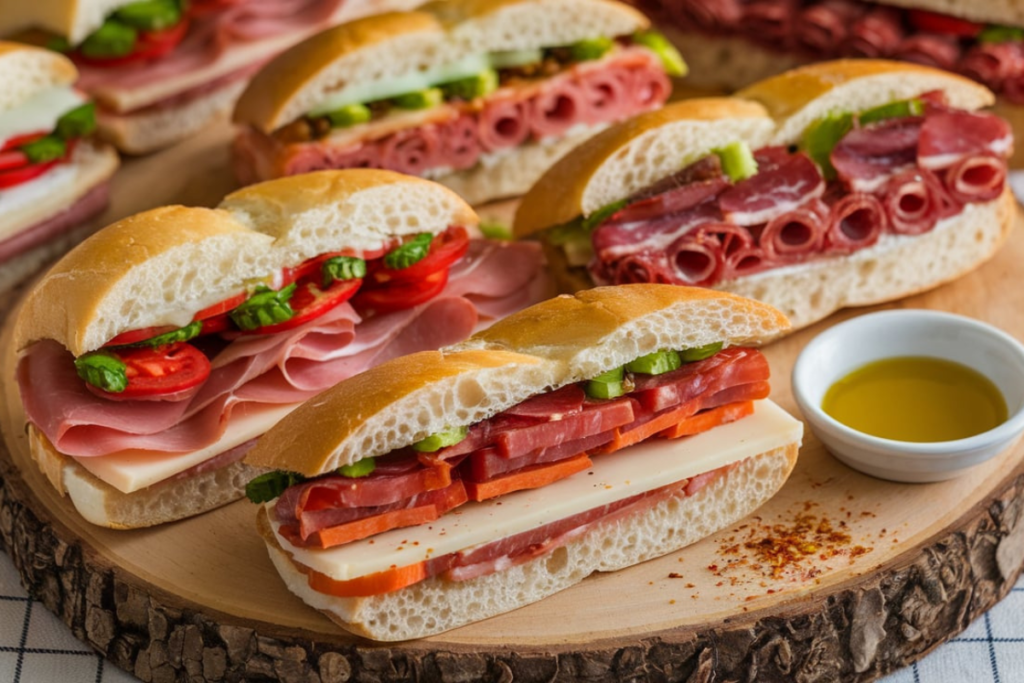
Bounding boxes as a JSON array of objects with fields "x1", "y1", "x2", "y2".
[
  {"x1": 326, "y1": 103, "x2": 372, "y2": 128},
  {"x1": 55, "y1": 103, "x2": 97, "y2": 140},
  {"x1": 713, "y1": 140, "x2": 759, "y2": 181},
  {"x1": 337, "y1": 457, "x2": 376, "y2": 477},
  {"x1": 679, "y1": 342, "x2": 723, "y2": 362},
  {"x1": 20, "y1": 136, "x2": 66, "y2": 164},
  {"x1": 322, "y1": 256, "x2": 367, "y2": 288},
  {"x1": 412, "y1": 426, "x2": 469, "y2": 453},
  {"x1": 392, "y1": 88, "x2": 444, "y2": 110},
  {"x1": 625, "y1": 349, "x2": 682, "y2": 376},
  {"x1": 230, "y1": 284, "x2": 297, "y2": 331},
  {"x1": 384, "y1": 233, "x2": 433, "y2": 269},
  {"x1": 80, "y1": 19, "x2": 138, "y2": 59},
  {"x1": 245, "y1": 470, "x2": 305, "y2": 504},
  {"x1": 586, "y1": 366, "x2": 625, "y2": 400},
  {"x1": 568, "y1": 36, "x2": 614, "y2": 62},
  {"x1": 440, "y1": 69, "x2": 499, "y2": 101},
  {"x1": 633, "y1": 30, "x2": 688, "y2": 77},
  {"x1": 74, "y1": 352, "x2": 128, "y2": 393}
]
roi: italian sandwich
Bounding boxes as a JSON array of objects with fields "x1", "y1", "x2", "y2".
[
  {"x1": 247, "y1": 284, "x2": 803, "y2": 640},
  {"x1": 0, "y1": 0, "x2": 423, "y2": 154},
  {"x1": 231, "y1": 0, "x2": 685, "y2": 204},
  {"x1": 13, "y1": 169, "x2": 551, "y2": 529},
  {"x1": 514, "y1": 60, "x2": 1016, "y2": 331},
  {"x1": 0, "y1": 41, "x2": 118, "y2": 291},
  {"x1": 629, "y1": 0, "x2": 1024, "y2": 165}
]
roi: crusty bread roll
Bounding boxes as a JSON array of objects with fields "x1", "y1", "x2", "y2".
[
  {"x1": 861, "y1": 0, "x2": 1024, "y2": 30},
  {"x1": 247, "y1": 283, "x2": 800, "y2": 640},
  {"x1": 15, "y1": 169, "x2": 476, "y2": 356},
  {"x1": 513, "y1": 60, "x2": 1017, "y2": 332},
  {"x1": 259, "y1": 442, "x2": 799, "y2": 641},
  {"x1": 246, "y1": 285, "x2": 791, "y2": 473},
  {"x1": 0, "y1": 41, "x2": 119, "y2": 291},
  {"x1": 234, "y1": 0, "x2": 650, "y2": 133}
]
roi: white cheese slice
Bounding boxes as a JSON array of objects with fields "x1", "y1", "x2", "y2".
[
  {"x1": 0, "y1": 86, "x2": 86, "y2": 149},
  {"x1": 0, "y1": 158, "x2": 80, "y2": 238},
  {"x1": 73, "y1": 403, "x2": 298, "y2": 494},
  {"x1": 273, "y1": 399, "x2": 803, "y2": 581}
]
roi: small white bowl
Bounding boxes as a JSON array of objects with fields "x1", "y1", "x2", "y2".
[{"x1": 792, "y1": 310, "x2": 1024, "y2": 483}]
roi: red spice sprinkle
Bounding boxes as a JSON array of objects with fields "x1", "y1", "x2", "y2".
[
  {"x1": 669, "y1": 599, "x2": 676, "y2": 605},
  {"x1": 668, "y1": 572, "x2": 684, "y2": 579}
]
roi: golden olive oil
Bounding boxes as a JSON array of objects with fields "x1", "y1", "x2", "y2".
[{"x1": 822, "y1": 356, "x2": 1007, "y2": 442}]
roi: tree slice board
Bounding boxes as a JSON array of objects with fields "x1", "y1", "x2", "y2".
[{"x1": 2, "y1": 121, "x2": 1024, "y2": 682}]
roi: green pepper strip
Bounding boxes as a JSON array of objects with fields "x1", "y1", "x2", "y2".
[
  {"x1": 74, "y1": 352, "x2": 128, "y2": 393},
  {"x1": 230, "y1": 284, "x2": 297, "y2": 331},
  {"x1": 245, "y1": 471, "x2": 306, "y2": 504},
  {"x1": 384, "y1": 233, "x2": 434, "y2": 270}
]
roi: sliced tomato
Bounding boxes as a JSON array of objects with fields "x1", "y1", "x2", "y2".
[
  {"x1": 194, "y1": 292, "x2": 247, "y2": 335},
  {"x1": 250, "y1": 277, "x2": 361, "y2": 336},
  {"x1": 1, "y1": 131, "x2": 48, "y2": 152},
  {"x1": 89, "y1": 343, "x2": 211, "y2": 400},
  {"x1": 907, "y1": 9, "x2": 983, "y2": 37},
  {"x1": 280, "y1": 246, "x2": 392, "y2": 288},
  {"x1": 0, "y1": 150, "x2": 30, "y2": 173},
  {"x1": 368, "y1": 227, "x2": 470, "y2": 285},
  {"x1": 354, "y1": 268, "x2": 449, "y2": 315},
  {"x1": 0, "y1": 160, "x2": 59, "y2": 189},
  {"x1": 104, "y1": 325, "x2": 178, "y2": 347},
  {"x1": 74, "y1": 20, "x2": 190, "y2": 68}
]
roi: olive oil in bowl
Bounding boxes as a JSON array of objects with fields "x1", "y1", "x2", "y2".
[{"x1": 822, "y1": 356, "x2": 1008, "y2": 442}]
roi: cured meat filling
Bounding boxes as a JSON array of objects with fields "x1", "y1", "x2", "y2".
[
  {"x1": 585, "y1": 98, "x2": 1011, "y2": 287},
  {"x1": 272, "y1": 346, "x2": 770, "y2": 550},
  {"x1": 233, "y1": 47, "x2": 672, "y2": 184},
  {"x1": 632, "y1": 0, "x2": 1024, "y2": 104}
]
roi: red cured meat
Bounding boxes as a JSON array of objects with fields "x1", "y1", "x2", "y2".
[
  {"x1": 795, "y1": 0, "x2": 864, "y2": 56},
  {"x1": 666, "y1": 231, "x2": 725, "y2": 285},
  {"x1": 478, "y1": 97, "x2": 531, "y2": 151},
  {"x1": 493, "y1": 397, "x2": 636, "y2": 459},
  {"x1": 504, "y1": 385, "x2": 586, "y2": 419},
  {"x1": 881, "y1": 169, "x2": 941, "y2": 235},
  {"x1": 830, "y1": 117, "x2": 922, "y2": 192},
  {"x1": 631, "y1": 154, "x2": 726, "y2": 202},
  {"x1": 962, "y1": 43, "x2": 1024, "y2": 91},
  {"x1": 918, "y1": 109, "x2": 1013, "y2": 171},
  {"x1": 577, "y1": 63, "x2": 633, "y2": 125},
  {"x1": 466, "y1": 431, "x2": 612, "y2": 482},
  {"x1": 627, "y1": 58, "x2": 673, "y2": 112},
  {"x1": 440, "y1": 115, "x2": 481, "y2": 170},
  {"x1": 759, "y1": 200, "x2": 827, "y2": 262},
  {"x1": 380, "y1": 126, "x2": 441, "y2": 176},
  {"x1": 921, "y1": 167, "x2": 963, "y2": 219},
  {"x1": 528, "y1": 79, "x2": 588, "y2": 139},
  {"x1": 845, "y1": 7, "x2": 903, "y2": 57},
  {"x1": 675, "y1": 0, "x2": 743, "y2": 30},
  {"x1": 611, "y1": 177, "x2": 730, "y2": 225},
  {"x1": 592, "y1": 200, "x2": 721, "y2": 261},
  {"x1": 601, "y1": 251, "x2": 677, "y2": 285},
  {"x1": 719, "y1": 151, "x2": 824, "y2": 225},
  {"x1": 630, "y1": 347, "x2": 770, "y2": 414},
  {"x1": 944, "y1": 153, "x2": 1007, "y2": 204},
  {"x1": 894, "y1": 34, "x2": 961, "y2": 70},
  {"x1": 722, "y1": 245, "x2": 769, "y2": 281},
  {"x1": 824, "y1": 192, "x2": 885, "y2": 253},
  {"x1": 741, "y1": 0, "x2": 799, "y2": 48}
]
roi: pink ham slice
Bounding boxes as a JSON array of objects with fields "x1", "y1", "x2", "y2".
[
  {"x1": 830, "y1": 117, "x2": 922, "y2": 192},
  {"x1": 917, "y1": 109, "x2": 1013, "y2": 171},
  {"x1": 944, "y1": 154, "x2": 1007, "y2": 204},
  {"x1": 527, "y1": 79, "x2": 588, "y2": 139},
  {"x1": 17, "y1": 240, "x2": 548, "y2": 458},
  {"x1": 824, "y1": 192, "x2": 885, "y2": 253},
  {"x1": 478, "y1": 97, "x2": 531, "y2": 152},
  {"x1": 719, "y1": 151, "x2": 825, "y2": 225},
  {"x1": 380, "y1": 126, "x2": 442, "y2": 176},
  {"x1": 881, "y1": 169, "x2": 942, "y2": 235},
  {"x1": 439, "y1": 115, "x2": 482, "y2": 170},
  {"x1": 893, "y1": 34, "x2": 961, "y2": 70}
]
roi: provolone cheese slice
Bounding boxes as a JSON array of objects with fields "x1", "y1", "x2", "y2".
[
  {"x1": 73, "y1": 403, "x2": 298, "y2": 494},
  {"x1": 273, "y1": 399, "x2": 803, "y2": 581}
]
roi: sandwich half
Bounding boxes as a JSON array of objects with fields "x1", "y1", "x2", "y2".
[
  {"x1": 232, "y1": 0, "x2": 685, "y2": 204},
  {"x1": 13, "y1": 169, "x2": 551, "y2": 528},
  {"x1": 628, "y1": 0, "x2": 1024, "y2": 165},
  {"x1": 247, "y1": 284, "x2": 802, "y2": 640},
  {"x1": 0, "y1": 0, "x2": 422, "y2": 153},
  {"x1": 0, "y1": 41, "x2": 118, "y2": 291},
  {"x1": 515, "y1": 60, "x2": 1016, "y2": 331}
]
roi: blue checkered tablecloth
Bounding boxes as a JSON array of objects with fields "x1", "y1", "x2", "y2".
[{"x1": 0, "y1": 544, "x2": 1019, "y2": 682}]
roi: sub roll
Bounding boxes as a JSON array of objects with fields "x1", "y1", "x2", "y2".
[
  {"x1": 231, "y1": 0, "x2": 685, "y2": 204},
  {"x1": 0, "y1": 42, "x2": 118, "y2": 291},
  {"x1": 13, "y1": 169, "x2": 551, "y2": 529},
  {"x1": 247, "y1": 284, "x2": 803, "y2": 641},
  {"x1": 515, "y1": 60, "x2": 1016, "y2": 331}
]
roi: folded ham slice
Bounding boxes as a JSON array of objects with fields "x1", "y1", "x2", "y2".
[{"x1": 17, "y1": 240, "x2": 548, "y2": 459}]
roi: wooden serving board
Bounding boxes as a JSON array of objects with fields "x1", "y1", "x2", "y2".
[{"x1": 2, "y1": 120, "x2": 1024, "y2": 683}]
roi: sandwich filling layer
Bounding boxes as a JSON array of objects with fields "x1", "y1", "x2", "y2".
[
  {"x1": 233, "y1": 45, "x2": 673, "y2": 185},
  {"x1": 268, "y1": 398, "x2": 801, "y2": 595},
  {"x1": 555, "y1": 94, "x2": 1011, "y2": 287}
]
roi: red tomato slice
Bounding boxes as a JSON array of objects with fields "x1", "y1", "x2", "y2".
[
  {"x1": 90, "y1": 343, "x2": 211, "y2": 400},
  {"x1": 104, "y1": 326, "x2": 178, "y2": 347},
  {"x1": 1, "y1": 131, "x2": 48, "y2": 152},
  {"x1": 907, "y1": 10, "x2": 983, "y2": 37},
  {"x1": 74, "y1": 20, "x2": 190, "y2": 67},
  {"x1": 194, "y1": 292, "x2": 247, "y2": 335},
  {"x1": 0, "y1": 160, "x2": 59, "y2": 189},
  {"x1": 355, "y1": 269, "x2": 449, "y2": 315},
  {"x1": 369, "y1": 227, "x2": 470, "y2": 285},
  {"x1": 251, "y1": 277, "x2": 362, "y2": 336},
  {"x1": 280, "y1": 246, "x2": 392, "y2": 288},
  {"x1": 0, "y1": 150, "x2": 29, "y2": 173}
]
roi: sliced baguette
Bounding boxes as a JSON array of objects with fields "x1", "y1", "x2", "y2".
[
  {"x1": 0, "y1": 41, "x2": 78, "y2": 111},
  {"x1": 14, "y1": 169, "x2": 477, "y2": 356},
  {"x1": 259, "y1": 441, "x2": 799, "y2": 641}
]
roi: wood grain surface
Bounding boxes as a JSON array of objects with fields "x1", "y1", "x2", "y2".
[{"x1": 1, "y1": 120, "x2": 1024, "y2": 682}]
